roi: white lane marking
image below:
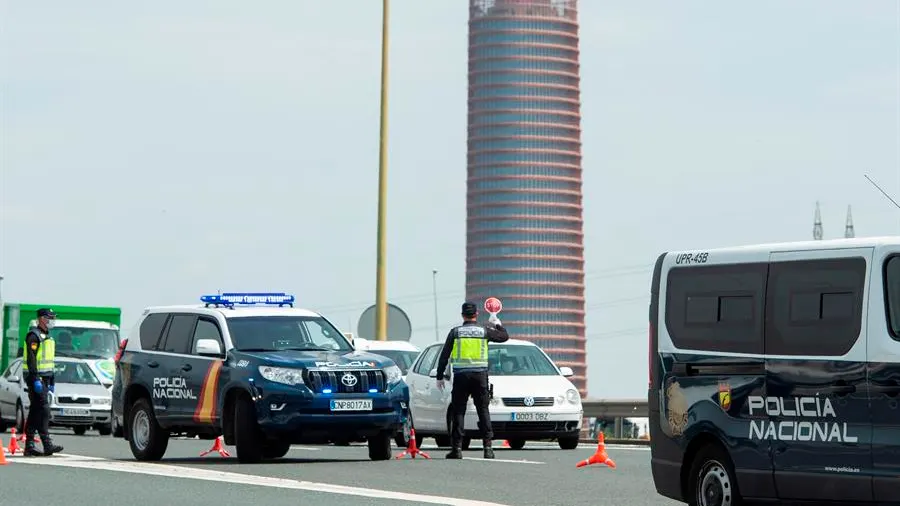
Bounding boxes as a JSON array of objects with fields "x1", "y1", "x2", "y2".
[
  {"x1": 11, "y1": 453, "x2": 510, "y2": 506},
  {"x1": 463, "y1": 457, "x2": 544, "y2": 464},
  {"x1": 289, "y1": 446, "x2": 321, "y2": 451}
]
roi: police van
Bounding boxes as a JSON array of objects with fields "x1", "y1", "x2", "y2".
[
  {"x1": 649, "y1": 237, "x2": 900, "y2": 505},
  {"x1": 111, "y1": 293, "x2": 410, "y2": 463}
]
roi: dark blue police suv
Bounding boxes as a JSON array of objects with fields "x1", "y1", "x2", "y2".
[{"x1": 111, "y1": 293, "x2": 411, "y2": 463}]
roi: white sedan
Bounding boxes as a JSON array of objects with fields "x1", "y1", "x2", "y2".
[{"x1": 403, "y1": 339, "x2": 583, "y2": 450}]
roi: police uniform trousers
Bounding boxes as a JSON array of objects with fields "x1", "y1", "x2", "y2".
[
  {"x1": 449, "y1": 368, "x2": 494, "y2": 448},
  {"x1": 26, "y1": 376, "x2": 52, "y2": 443}
]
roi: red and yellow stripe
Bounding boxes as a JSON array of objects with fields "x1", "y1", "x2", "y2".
[{"x1": 193, "y1": 360, "x2": 223, "y2": 424}]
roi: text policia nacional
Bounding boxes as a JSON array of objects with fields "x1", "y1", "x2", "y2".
[{"x1": 748, "y1": 396, "x2": 856, "y2": 443}]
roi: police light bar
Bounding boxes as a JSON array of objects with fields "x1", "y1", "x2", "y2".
[{"x1": 200, "y1": 292, "x2": 295, "y2": 307}]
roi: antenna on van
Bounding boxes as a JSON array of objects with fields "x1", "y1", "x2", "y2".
[{"x1": 864, "y1": 174, "x2": 900, "y2": 210}]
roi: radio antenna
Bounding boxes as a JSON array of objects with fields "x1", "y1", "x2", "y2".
[{"x1": 864, "y1": 174, "x2": 900, "y2": 210}]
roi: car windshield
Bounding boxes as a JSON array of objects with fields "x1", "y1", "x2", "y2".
[
  {"x1": 368, "y1": 350, "x2": 418, "y2": 375},
  {"x1": 228, "y1": 316, "x2": 353, "y2": 352},
  {"x1": 487, "y1": 345, "x2": 559, "y2": 376},
  {"x1": 53, "y1": 361, "x2": 101, "y2": 385},
  {"x1": 51, "y1": 327, "x2": 119, "y2": 360}
]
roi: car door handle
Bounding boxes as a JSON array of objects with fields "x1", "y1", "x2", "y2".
[
  {"x1": 181, "y1": 364, "x2": 192, "y2": 372},
  {"x1": 147, "y1": 361, "x2": 159, "y2": 368}
]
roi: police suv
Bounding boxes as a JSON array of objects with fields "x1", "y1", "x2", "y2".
[
  {"x1": 649, "y1": 237, "x2": 900, "y2": 505},
  {"x1": 111, "y1": 293, "x2": 410, "y2": 463}
]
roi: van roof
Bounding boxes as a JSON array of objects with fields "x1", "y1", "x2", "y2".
[
  {"x1": 668, "y1": 236, "x2": 900, "y2": 257},
  {"x1": 353, "y1": 339, "x2": 419, "y2": 351},
  {"x1": 142, "y1": 305, "x2": 322, "y2": 318},
  {"x1": 33, "y1": 319, "x2": 118, "y2": 330}
]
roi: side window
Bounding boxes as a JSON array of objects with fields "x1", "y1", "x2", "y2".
[
  {"x1": 665, "y1": 263, "x2": 767, "y2": 354},
  {"x1": 140, "y1": 313, "x2": 169, "y2": 351},
  {"x1": 414, "y1": 346, "x2": 440, "y2": 375},
  {"x1": 766, "y1": 257, "x2": 866, "y2": 356},
  {"x1": 885, "y1": 255, "x2": 900, "y2": 341},
  {"x1": 191, "y1": 318, "x2": 223, "y2": 355},
  {"x1": 159, "y1": 314, "x2": 198, "y2": 355}
]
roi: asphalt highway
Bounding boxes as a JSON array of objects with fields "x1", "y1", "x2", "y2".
[{"x1": 2, "y1": 430, "x2": 681, "y2": 506}]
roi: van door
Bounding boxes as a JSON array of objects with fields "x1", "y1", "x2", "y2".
[
  {"x1": 765, "y1": 248, "x2": 873, "y2": 502},
  {"x1": 868, "y1": 249, "x2": 900, "y2": 501}
]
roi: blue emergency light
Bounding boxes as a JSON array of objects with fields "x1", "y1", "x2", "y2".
[
  {"x1": 200, "y1": 292, "x2": 295, "y2": 308},
  {"x1": 322, "y1": 388, "x2": 333, "y2": 394}
]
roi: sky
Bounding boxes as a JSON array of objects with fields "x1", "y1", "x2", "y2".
[{"x1": 1, "y1": 1, "x2": 898, "y2": 399}]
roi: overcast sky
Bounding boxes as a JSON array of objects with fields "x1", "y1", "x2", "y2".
[{"x1": 1, "y1": 1, "x2": 898, "y2": 398}]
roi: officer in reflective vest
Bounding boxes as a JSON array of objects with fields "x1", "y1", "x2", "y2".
[
  {"x1": 22, "y1": 308, "x2": 63, "y2": 456},
  {"x1": 435, "y1": 301, "x2": 509, "y2": 459}
]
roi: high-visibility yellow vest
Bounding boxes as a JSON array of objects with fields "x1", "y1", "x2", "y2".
[
  {"x1": 450, "y1": 325, "x2": 489, "y2": 370},
  {"x1": 22, "y1": 332, "x2": 56, "y2": 375}
]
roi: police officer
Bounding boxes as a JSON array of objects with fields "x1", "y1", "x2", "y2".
[
  {"x1": 435, "y1": 301, "x2": 509, "y2": 459},
  {"x1": 22, "y1": 308, "x2": 63, "y2": 457}
]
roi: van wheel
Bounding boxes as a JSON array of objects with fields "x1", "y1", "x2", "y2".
[
  {"x1": 394, "y1": 414, "x2": 422, "y2": 448},
  {"x1": 687, "y1": 444, "x2": 742, "y2": 506},
  {"x1": 558, "y1": 436, "x2": 579, "y2": 450},
  {"x1": 368, "y1": 431, "x2": 392, "y2": 461},
  {"x1": 15, "y1": 403, "x2": 24, "y2": 433},
  {"x1": 128, "y1": 397, "x2": 169, "y2": 461},
  {"x1": 112, "y1": 416, "x2": 123, "y2": 437},
  {"x1": 262, "y1": 441, "x2": 291, "y2": 459},
  {"x1": 73, "y1": 426, "x2": 87, "y2": 436},
  {"x1": 234, "y1": 394, "x2": 264, "y2": 463}
]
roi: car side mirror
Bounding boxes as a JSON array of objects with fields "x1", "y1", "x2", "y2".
[
  {"x1": 429, "y1": 368, "x2": 438, "y2": 378},
  {"x1": 195, "y1": 339, "x2": 223, "y2": 357},
  {"x1": 8, "y1": 375, "x2": 18, "y2": 383},
  {"x1": 559, "y1": 366, "x2": 574, "y2": 377}
]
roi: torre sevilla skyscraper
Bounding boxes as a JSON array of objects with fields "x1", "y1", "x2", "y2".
[{"x1": 465, "y1": 0, "x2": 587, "y2": 396}]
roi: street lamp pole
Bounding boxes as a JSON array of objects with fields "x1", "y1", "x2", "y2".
[
  {"x1": 432, "y1": 270, "x2": 439, "y2": 342},
  {"x1": 374, "y1": 0, "x2": 390, "y2": 341}
]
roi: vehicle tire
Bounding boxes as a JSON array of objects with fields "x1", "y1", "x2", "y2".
[
  {"x1": 73, "y1": 426, "x2": 87, "y2": 436},
  {"x1": 234, "y1": 394, "x2": 265, "y2": 464},
  {"x1": 434, "y1": 435, "x2": 451, "y2": 448},
  {"x1": 507, "y1": 438, "x2": 526, "y2": 450},
  {"x1": 686, "y1": 443, "x2": 742, "y2": 506},
  {"x1": 15, "y1": 403, "x2": 24, "y2": 433},
  {"x1": 262, "y1": 440, "x2": 291, "y2": 459},
  {"x1": 558, "y1": 435, "x2": 579, "y2": 450},
  {"x1": 0, "y1": 410, "x2": 7, "y2": 433},
  {"x1": 394, "y1": 413, "x2": 422, "y2": 448},
  {"x1": 112, "y1": 416, "x2": 123, "y2": 437},
  {"x1": 97, "y1": 424, "x2": 113, "y2": 436},
  {"x1": 368, "y1": 431, "x2": 392, "y2": 461},
  {"x1": 128, "y1": 397, "x2": 169, "y2": 461}
]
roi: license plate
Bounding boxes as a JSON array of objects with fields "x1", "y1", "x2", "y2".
[
  {"x1": 330, "y1": 399, "x2": 373, "y2": 411},
  {"x1": 510, "y1": 412, "x2": 549, "y2": 422},
  {"x1": 61, "y1": 408, "x2": 90, "y2": 416}
]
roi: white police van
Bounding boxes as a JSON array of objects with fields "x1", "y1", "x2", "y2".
[{"x1": 649, "y1": 236, "x2": 900, "y2": 505}]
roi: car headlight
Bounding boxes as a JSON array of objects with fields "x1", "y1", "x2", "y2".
[
  {"x1": 93, "y1": 398, "x2": 111, "y2": 406},
  {"x1": 384, "y1": 365, "x2": 402, "y2": 385},
  {"x1": 566, "y1": 389, "x2": 580, "y2": 404},
  {"x1": 258, "y1": 366, "x2": 305, "y2": 386}
]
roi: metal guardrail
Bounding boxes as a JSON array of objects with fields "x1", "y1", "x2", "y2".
[{"x1": 582, "y1": 398, "x2": 648, "y2": 418}]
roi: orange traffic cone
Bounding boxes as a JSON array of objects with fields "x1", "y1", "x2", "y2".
[
  {"x1": 394, "y1": 428, "x2": 430, "y2": 459},
  {"x1": 199, "y1": 436, "x2": 230, "y2": 457},
  {"x1": 0, "y1": 438, "x2": 7, "y2": 465},
  {"x1": 7, "y1": 428, "x2": 21, "y2": 456},
  {"x1": 576, "y1": 433, "x2": 616, "y2": 469}
]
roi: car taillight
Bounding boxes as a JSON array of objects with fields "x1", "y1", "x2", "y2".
[{"x1": 114, "y1": 338, "x2": 128, "y2": 363}]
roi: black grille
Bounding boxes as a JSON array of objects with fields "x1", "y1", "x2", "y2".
[
  {"x1": 305, "y1": 369, "x2": 386, "y2": 393},
  {"x1": 56, "y1": 396, "x2": 90, "y2": 405},
  {"x1": 502, "y1": 396, "x2": 554, "y2": 407}
]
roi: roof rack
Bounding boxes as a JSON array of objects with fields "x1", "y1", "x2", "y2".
[{"x1": 200, "y1": 292, "x2": 295, "y2": 309}]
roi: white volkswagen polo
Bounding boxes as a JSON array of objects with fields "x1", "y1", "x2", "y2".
[{"x1": 403, "y1": 339, "x2": 583, "y2": 450}]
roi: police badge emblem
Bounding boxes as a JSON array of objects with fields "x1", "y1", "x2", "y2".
[
  {"x1": 665, "y1": 380, "x2": 688, "y2": 436},
  {"x1": 718, "y1": 382, "x2": 731, "y2": 411},
  {"x1": 719, "y1": 383, "x2": 731, "y2": 411}
]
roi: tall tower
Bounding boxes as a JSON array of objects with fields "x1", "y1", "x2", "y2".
[
  {"x1": 466, "y1": 0, "x2": 587, "y2": 396},
  {"x1": 813, "y1": 202, "x2": 823, "y2": 240},
  {"x1": 844, "y1": 205, "x2": 855, "y2": 238}
]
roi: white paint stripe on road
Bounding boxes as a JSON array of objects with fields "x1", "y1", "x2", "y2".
[
  {"x1": 289, "y1": 446, "x2": 321, "y2": 451},
  {"x1": 10, "y1": 453, "x2": 511, "y2": 506},
  {"x1": 463, "y1": 457, "x2": 544, "y2": 464}
]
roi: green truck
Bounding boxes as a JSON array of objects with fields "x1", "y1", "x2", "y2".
[{"x1": 1, "y1": 303, "x2": 122, "y2": 386}]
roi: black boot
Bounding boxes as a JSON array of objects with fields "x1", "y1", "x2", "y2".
[
  {"x1": 445, "y1": 447, "x2": 463, "y2": 459},
  {"x1": 40, "y1": 433, "x2": 63, "y2": 456},
  {"x1": 483, "y1": 443, "x2": 495, "y2": 459},
  {"x1": 23, "y1": 436, "x2": 43, "y2": 457}
]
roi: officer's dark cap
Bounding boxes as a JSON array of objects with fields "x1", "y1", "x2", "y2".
[
  {"x1": 36, "y1": 308, "x2": 56, "y2": 319},
  {"x1": 461, "y1": 301, "x2": 478, "y2": 317}
]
